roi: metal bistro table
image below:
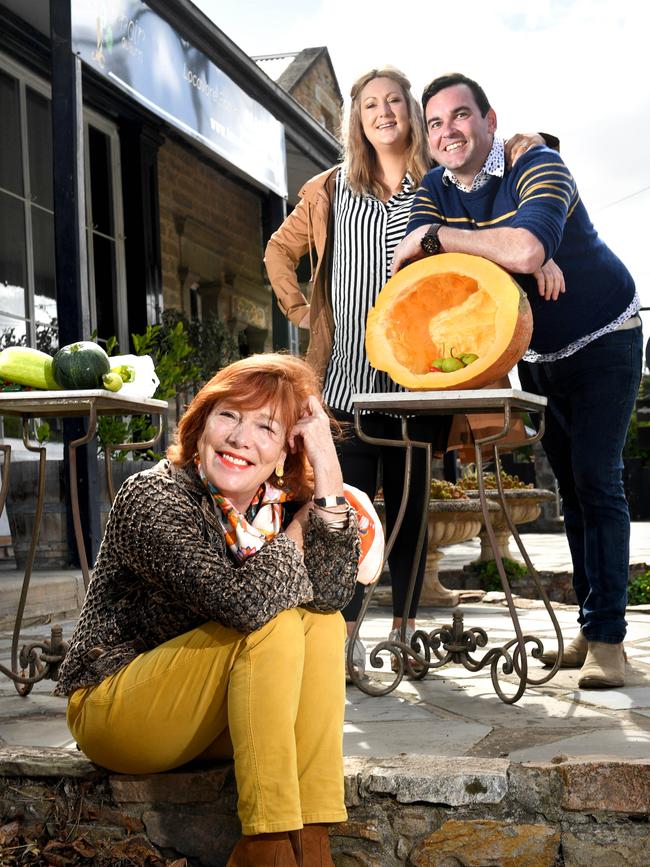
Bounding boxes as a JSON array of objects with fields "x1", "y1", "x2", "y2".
[
  {"x1": 0, "y1": 389, "x2": 167, "y2": 695},
  {"x1": 347, "y1": 388, "x2": 564, "y2": 704}
]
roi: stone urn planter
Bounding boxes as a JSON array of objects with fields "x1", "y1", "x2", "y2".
[
  {"x1": 466, "y1": 488, "x2": 556, "y2": 563},
  {"x1": 421, "y1": 498, "x2": 500, "y2": 606}
]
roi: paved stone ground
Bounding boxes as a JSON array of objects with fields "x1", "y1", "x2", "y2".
[{"x1": 1, "y1": 524, "x2": 649, "y2": 766}]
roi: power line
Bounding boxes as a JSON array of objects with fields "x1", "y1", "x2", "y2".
[{"x1": 598, "y1": 184, "x2": 650, "y2": 211}]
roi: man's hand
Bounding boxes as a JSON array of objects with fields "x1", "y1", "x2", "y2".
[
  {"x1": 504, "y1": 133, "x2": 545, "y2": 168},
  {"x1": 298, "y1": 310, "x2": 310, "y2": 328},
  {"x1": 533, "y1": 258, "x2": 565, "y2": 301},
  {"x1": 391, "y1": 225, "x2": 430, "y2": 275}
]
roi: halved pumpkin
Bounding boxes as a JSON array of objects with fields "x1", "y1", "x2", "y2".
[{"x1": 366, "y1": 253, "x2": 533, "y2": 390}]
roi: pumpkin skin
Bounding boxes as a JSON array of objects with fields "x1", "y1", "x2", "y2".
[
  {"x1": 52, "y1": 341, "x2": 111, "y2": 389},
  {"x1": 366, "y1": 253, "x2": 533, "y2": 390}
]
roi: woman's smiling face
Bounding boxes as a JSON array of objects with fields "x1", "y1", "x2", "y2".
[
  {"x1": 197, "y1": 402, "x2": 287, "y2": 512},
  {"x1": 359, "y1": 76, "x2": 410, "y2": 154}
]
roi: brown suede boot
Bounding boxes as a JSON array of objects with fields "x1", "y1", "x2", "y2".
[
  {"x1": 226, "y1": 832, "x2": 298, "y2": 866},
  {"x1": 539, "y1": 630, "x2": 588, "y2": 668},
  {"x1": 578, "y1": 641, "x2": 626, "y2": 689},
  {"x1": 289, "y1": 824, "x2": 335, "y2": 867}
]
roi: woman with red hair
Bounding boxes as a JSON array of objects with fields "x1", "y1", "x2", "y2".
[{"x1": 56, "y1": 353, "x2": 360, "y2": 866}]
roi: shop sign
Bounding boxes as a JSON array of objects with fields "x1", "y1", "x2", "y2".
[{"x1": 71, "y1": 0, "x2": 287, "y2": 196}]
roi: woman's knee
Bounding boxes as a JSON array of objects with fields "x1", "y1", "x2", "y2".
[
  {"x1": 300, "y1": 609, "x2": 345, "y2": 642},
  {"x1": 244, "y1": 609, "x2": 306, "y2": 664}
]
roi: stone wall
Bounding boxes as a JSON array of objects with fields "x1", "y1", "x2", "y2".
[
  {"x1": 287, "y1": 53, "x2": 342, "y2": 137},
  {"x1": 157, "y1": 139, "x2": 270, "y2": 351},
  {"x1": 2, "y1": 748, "x2": 649, "y2": 866}
]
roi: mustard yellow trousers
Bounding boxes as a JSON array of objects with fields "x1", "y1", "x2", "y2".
[{"x1": 67, "y1": 608, "x2": 348, "y2": 834}]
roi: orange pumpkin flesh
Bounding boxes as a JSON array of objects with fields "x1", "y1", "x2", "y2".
[{"x1": 366, "y1": 253, "x2": 533, "y2": 390}]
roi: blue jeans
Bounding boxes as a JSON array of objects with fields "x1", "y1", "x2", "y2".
[{"x1": 518, "y1": 325, "x2": 643, "y2": 644}]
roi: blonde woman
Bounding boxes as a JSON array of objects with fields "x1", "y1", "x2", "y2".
[{"x1": 265, "y1": 66, "x2": 547, "y2": 675}]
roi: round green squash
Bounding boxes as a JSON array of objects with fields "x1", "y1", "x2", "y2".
[{"x1": 52, "y1": 341, "x2": 111, "y2": 390}]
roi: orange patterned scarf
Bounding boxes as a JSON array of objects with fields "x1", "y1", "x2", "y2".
[{"x1": 196, "y1": 459, "x2": 292, "y2": 562}]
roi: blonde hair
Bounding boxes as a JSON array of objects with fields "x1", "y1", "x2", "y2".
[{"x1": 342, "y1": 66, "x2": 431, "y2": 198}]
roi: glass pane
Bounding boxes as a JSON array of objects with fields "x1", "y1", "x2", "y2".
[
  {"x1": 0, "y1": 71, "x2": 23, "y2": 196},
  {"x1": 0, "y1": 316, "x2": 27, "y2": 351},
  {"x1": 91, "y1": 232, "x2": 117, "y2": 340},
  {"x1": 32, "y1": 207, "x2": 57, "y2": 328},
  {"x1": 88, "y1": 125, "x2": 114, "y2": 237},
  {"x1": 0, "y1": 191, "x2": 27, "y2": 318},
  {"x1": 26, "y1": 87, "x2": 53, "y2": 211}
]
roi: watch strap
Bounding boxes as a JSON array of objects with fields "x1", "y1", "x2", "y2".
[{"x1": 313, "y1": 494, "x2": 347, "y2": 507}]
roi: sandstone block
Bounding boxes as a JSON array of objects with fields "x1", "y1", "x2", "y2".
[
  {"x1": 110, "y1": 763, "x2": 233, "y2": 804},
  {"x1": 331, "y1": 819, "x2": 381, "y2": 841},
  {"x1": 559, "y1": 760, "x2": 650, "y2": 813},
  {"x1": 409, "y1": 818, "x2": 560, "y2": 867}
]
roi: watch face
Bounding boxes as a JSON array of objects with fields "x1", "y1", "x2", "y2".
[{"x1": 421, "y1": 230, "x2": 440, "y2": 255}]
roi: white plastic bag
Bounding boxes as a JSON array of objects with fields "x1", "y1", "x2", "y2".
[{"x1": 109, "y1": 354, "x2": 160, "y2": 398}]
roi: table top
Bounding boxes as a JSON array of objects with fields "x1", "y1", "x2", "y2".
[
  {"x1": 352, "y1": 388, "x2": 547, "y2": 414},
  {"x1": 0, "y1": 390, "x2": 168, "y2": 418}
]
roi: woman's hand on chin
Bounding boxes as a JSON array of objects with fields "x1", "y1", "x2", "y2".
[{"x1": 288, "y1": 396, "x2": 344, "y2": 499}]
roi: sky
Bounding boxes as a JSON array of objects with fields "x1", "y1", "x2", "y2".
[{"x1": 195, "y1": 0, "x2": 650, "y2": 329}]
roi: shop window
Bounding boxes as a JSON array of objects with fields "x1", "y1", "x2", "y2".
[{"x1": 0, "y1": 55, "x2": 127, "y2": 355}]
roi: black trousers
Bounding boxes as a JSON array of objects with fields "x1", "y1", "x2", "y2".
[{"x1": 332, "y1": 410, "x2": 450, "y2": 621}]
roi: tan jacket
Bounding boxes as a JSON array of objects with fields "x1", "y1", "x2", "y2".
[{"x1": 264, "y1": 166, "x2": 339, "y2": 384}]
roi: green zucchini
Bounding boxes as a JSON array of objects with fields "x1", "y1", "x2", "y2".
[{"x1": 0, "y1": 346, "x2": 61, "y2": 390}]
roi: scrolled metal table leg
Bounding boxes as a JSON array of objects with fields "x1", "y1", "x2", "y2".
[
  {"x1": 0, "y1": 443, "x2": 11, "y2": 515},
  {"x1": 3, "y1": 419, "x2": 52, "y2": 694},
  {"x1": 347, "y1": 413, "x2": 433, "y2": 695},
  {"x1": 104, "y1": 413, "x2": 164, "y2": 504},
  {"x1": 468, "y1": 403, "x2": 564, "y2": 698}
]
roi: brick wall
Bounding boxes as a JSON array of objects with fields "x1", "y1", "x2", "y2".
[{"x1": 157, "y1": 139, "x2": 271, "y2": 348}]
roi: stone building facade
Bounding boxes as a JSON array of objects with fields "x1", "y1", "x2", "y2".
[
  {"x1": 255, "y1": 47, "x2": 343, "y2": 139},
  {"x1": 157, "y1": 140, "x2": 270, "y2": 354}
]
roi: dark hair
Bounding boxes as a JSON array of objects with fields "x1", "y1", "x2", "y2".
[
  {"x1": 167, "y1": 353, "x2": 328, "y2": 501},
  {"x1": 421, "y1": 73, "x2": 491, "y2": 117}
]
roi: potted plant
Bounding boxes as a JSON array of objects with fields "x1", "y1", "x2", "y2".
[{"x1": 457, "y1": 464, "x2": 555, "y2": 563}]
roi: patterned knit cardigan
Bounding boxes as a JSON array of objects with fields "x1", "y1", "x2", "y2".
[{"x1": 55, "y1": 459, "x2": 359, "y2": 695}]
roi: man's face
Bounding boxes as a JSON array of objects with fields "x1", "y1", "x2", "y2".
[{"x1": 424, "y1": 83, "x2": 497, "y2": 185}]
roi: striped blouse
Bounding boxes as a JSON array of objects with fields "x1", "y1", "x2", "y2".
[{"x1": 322, "y1": 171, "x2": 414, "y2": 413}]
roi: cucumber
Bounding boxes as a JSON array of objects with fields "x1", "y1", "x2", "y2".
[{"x1": 0, "y1": 346, "x2": 61, "y2": 390}]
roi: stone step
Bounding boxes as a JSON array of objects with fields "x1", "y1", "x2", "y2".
[{"x1": 0, "y1": 569, "x2": 84, "y2": 629}]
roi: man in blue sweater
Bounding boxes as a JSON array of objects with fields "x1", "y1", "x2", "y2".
[{"x1": 392, "y1": 72, "x2": 643, "y2": 689}]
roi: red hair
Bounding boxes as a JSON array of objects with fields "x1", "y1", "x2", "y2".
[{"x1": 167, "y1": 353, "x2": 332, "y2": 501}]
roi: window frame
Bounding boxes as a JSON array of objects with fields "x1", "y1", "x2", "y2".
[{"x1": 0, "y1": 51, "x2": 128, "y2": 350}]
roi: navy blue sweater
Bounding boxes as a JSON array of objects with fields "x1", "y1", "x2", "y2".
[{"x1": 407, "y1": 147, "x2": 636, "y2": 356}]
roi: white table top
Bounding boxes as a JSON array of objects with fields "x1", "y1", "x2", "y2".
[
  {"x1": 0, "y1": 390, "x2": 168, "y2": 418},
  {"x1": 352, "y1": 388, "x2": 547, "y2": 414}
]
